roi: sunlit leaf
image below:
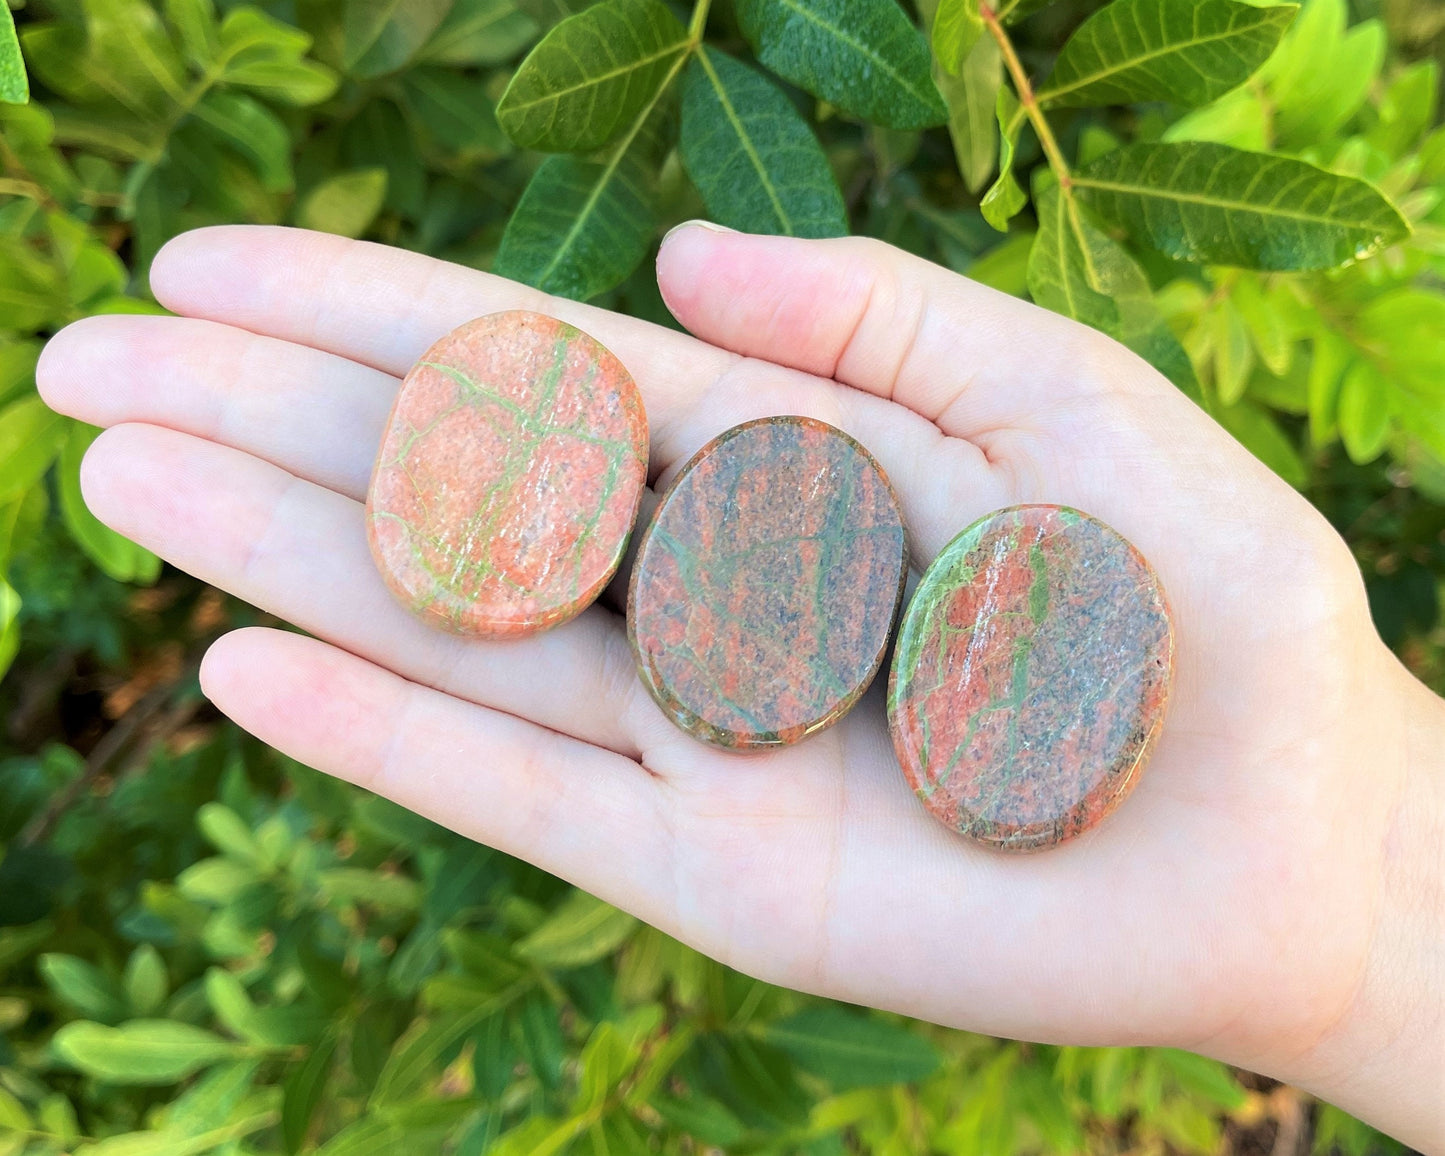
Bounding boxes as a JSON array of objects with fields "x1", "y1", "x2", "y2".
[
  {"x1": 931, "y1": 0, "x2": 982, "y2": 76},
  {"x1": 1211, "y1": 297, "x2": 1253, "y2": 405},
  {"x1": 1074, "y1": 142, "x2": 1410, "y2": 270},
  {"x1": 1038, "y1": 0, "x2": 1295, "y2": 109},
  {"x1": 0, "y1": 3, "x2": 29, "y2": 103},
  {"x1": 53, "y1": 1021, "x2": 244, "y2": 1084},
  {"x1": 980, "y1": 86, "x2": 1025, "y2": 232},
  {"x1": 123, "y1": 946, "x2": 168, "y2": 1018},
  {"x1": 296, "y1": 168, "x2": 388, "y2": 238},
  {"x1": 1257, "y1": 0, "x2": 1383, "y2": 145},
  {"x1": 1338, "y1": 359, "x2": 1391, "y2": 463},
  {"x1": 931, "y1": 22, "x2": 1001, "y2": 193},
  {"x1": 679, "y1": 47, "x2": 846, "y2": 237},
  {"x1": 0, "y1": 396, "x2": 66, "y2": 504},
  {"x1": 515, "y1": 889, "x2": 638, "y2": 968},
  {"x1": 734, "y1": 0, "x2": 946, "y2": 130}
]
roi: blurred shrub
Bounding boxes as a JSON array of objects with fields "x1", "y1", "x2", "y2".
[{"x1": 0, "y1": 0, "x2": 1439, "y2": 1152}]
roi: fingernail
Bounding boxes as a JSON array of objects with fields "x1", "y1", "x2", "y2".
[{"x1": 660, "y1": 218, "x2": 738, "y2": 249}]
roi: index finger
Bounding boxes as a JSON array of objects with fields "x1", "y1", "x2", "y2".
[{"x1": 149, "y1": 225, "x2": 739, "y2": 459}]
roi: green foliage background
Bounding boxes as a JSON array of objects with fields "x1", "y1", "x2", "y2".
[{"x1": 0, "y1": 0, "x2": 1441, "y2": 1151}]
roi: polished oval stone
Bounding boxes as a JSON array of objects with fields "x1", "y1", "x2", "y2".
[
  {"x1": 888, "y1": 505, "x2": 1173, "y2": 851},
  {"x1": 367, "y1": 310, "x2": 648, "y2": 638},
  {"x1": 628, "y1": 417, "x2": 907, "y2": 750}
]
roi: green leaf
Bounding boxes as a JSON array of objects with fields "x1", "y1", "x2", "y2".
[
  {"x1": 652, "y1": 1094, "x2": 748, "y2": 1148},
  {"x1": 1156, "y1": 1048, "x2": 1247, "y2": 1110},
  {"x1": 318, "y1": 867, "x2": 421, "y2": 910},
  {"x1": 931, "y1": 0, "x2": 982, "y2": 76},
  {"x1": 1258, "y1": 0, "x2": 1384, "y2": 146},
  {"x1": 198, "y1": 802, "x2": 260, "y2": 862},
  {"x1": 177, "y1": 857, "x2": 257, "y2": 904},
  {"x1": 1219, "y1": 399, "x2": 1307, "y2": 485},
  {"x1": 1073, "y1": 142, "x2": 1410, "y2": 271},
  {"x1": 1353, "y1": 289, "x2": 1445, "y2": 399},
  {"x1": 205, "y1": 968, "x2": 259, "y2": 1041},
  {"x1": 314, "y1": 1118, "x2": 403, "y2": 1156},
  {"x1": 0, "y1": 577, "x2": 20, "y2": 681},
  {"x1": 1338, "y1": 359, "x2": 1391, "y2": 463},
  {"x1": 515, "y1": 889, "x2": 638, "y2": 968},
  {"x1": 934, "y1": 30, "x2": 1002, "y2": 194},
  {"x1": 53, "y1": 1020, "x2": 243, "y2": 1084},
  {"x1": 283, "y1": 1036, "x2": 337, "y2": 1154},
  {"x1": 165, "y1": 1058, "x2": 258, "y2": 1136},
  {"x1": 495, "y1": 0, "x2": 687, "y2": 152},
  {"x1": 0, "y1": 340, "x2": 41, "y2": 408},
  {"x1": 419, "y1": 0, "x2": 539, "y2": 65},
  {"x1": 40, "y1": 954, "x2": 129, "y2": 1023},
  {"x1": 219, "y1": 9, "x2": 339, "y2": 105},
  {"x1": 59, "y1": 423, "x2": 161, "y2": 584},
  {"x1": 0, "y1": 1088, "x2": 29, "y2": 1131},
  {"x1": 757, "y1": 1007, "x2": 942, "y2": 1090},
  {"x1": 1367, "y1": 61, "x2": 1439, "y2": 161},
  {"x1": 371, "y1": 996, "x2": 516, "y2": 1105},
  {"x1": 297, "y1": 168, "x2": 388, "y2": 238},
  {"x1": 192, "y1": 90, "x2": 293, "y2": 193},
  {"x1": 1230, "y1": 275, "x2": 1292, "y2": 376},
  {"x1": 1210, "y1": 297, "x2": 1253, "y2": 405},
  {"x1": 123, "y1": 946, "x2": 168, "y2": 1017},
  {"x1": 980, "y1": 86, "x2": 1025, "y2": 232},
  {"x1": 401, "y1": 68, "x2": 509, "y2": 156},
  {"x1": 734, "y1": 0, "x2": 946, "y2": 130},
  {"x1": 679, "y1": 47, "x2": 846, "y2": 237},
  {"x1": 0, "y1": 3, "x2": 28, "y2": 104},
  {"x1": 1027, "y1": 180, "x2": 1200, "y2": 398},
  {"x1": 342, "y1": 0, "x2": 453, "y2": 78},
  {"x1": 964, "y1": 229, "x2": 1033, "y2": 295},
  {"x1": 493, "y1": 100, "x2": 666, "y2": 300},
  {"x1": 0, "y1": 397, "x2": 66, "y2": 504},
  {"x1": 1038, "y1": 0, "x2": 1295, "y2": 109},
  {"x1": 1307, "y1": 326, "x2": 1348, "y2": 446},
  {"x1": 165, "y1": 0, "x2": 221, "y2": 68},
  {"x1": 1164, "y1": 85, "x2": 1268, "y2": 150}
]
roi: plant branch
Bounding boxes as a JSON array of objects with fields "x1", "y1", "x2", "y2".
[{"x1": 981, "y1": 2, "x2": 1071, "y2": 187}]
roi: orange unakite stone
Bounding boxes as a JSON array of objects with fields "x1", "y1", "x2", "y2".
[{"x1": 366, "y1": 310, "x2": 648, "y2": 638}]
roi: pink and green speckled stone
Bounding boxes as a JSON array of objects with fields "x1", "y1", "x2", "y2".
[
  {"x1": 629, "y1": 417, "x2": 908, "y2": 751},
  {"x1": 888, "y1": 505, "x2": 1174, "y2": 851},
  {"x1": 366, "y1": 310, "x2": 648, "y2": 638}
]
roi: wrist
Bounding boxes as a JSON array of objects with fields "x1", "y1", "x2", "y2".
[{"x1": 1280, "y1": 650, "x2": 1445, "y2": 1152}]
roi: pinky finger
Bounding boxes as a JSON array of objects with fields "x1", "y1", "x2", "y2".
[{"x1": 200, "y1": 627, "x2": 672, "y2": 917}]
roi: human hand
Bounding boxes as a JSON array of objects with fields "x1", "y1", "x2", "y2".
[{"x1": 37, "y1": 224, "x2": 1444, "y2": 1149}]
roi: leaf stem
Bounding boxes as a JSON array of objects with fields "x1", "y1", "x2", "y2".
[
  {"x1": 980, "y1": 2, "x2": 1071, "y2": 187},
  {"x1": 688, "y1": 0, "x2": 713, "y2": 44}
]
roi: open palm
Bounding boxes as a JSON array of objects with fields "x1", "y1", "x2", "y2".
[{"x1": 38, "y1": 223, "x2": 1416, "y2": 1103}]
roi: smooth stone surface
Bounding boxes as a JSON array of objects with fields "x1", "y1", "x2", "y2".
[
  {"x1": 628, "y1": 417, "x2": 907, "y2": 750},
  {"x1": 367, "y1": 310, "x2": 647, "y2": 638},
  {"x1": 888, "y1": 505, "x2": 1173, "y2": 851}
]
